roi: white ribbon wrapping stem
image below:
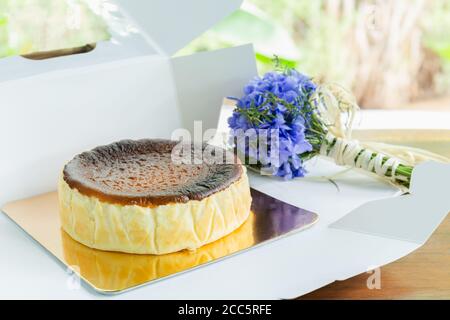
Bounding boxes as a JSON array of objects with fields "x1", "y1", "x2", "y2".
[{"x1": 319, "y1": 133, "x2": 405, "y2": 182}]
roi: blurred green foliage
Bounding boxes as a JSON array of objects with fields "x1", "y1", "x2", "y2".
[
  {"x1": 180, "y1": 0, "x2": 450, "y2": 103},
  {"x1": 0, "y1": 0, "x2": 449, "y2": 100},
  {"x1": 181, "y1": 0, "x2": 450, "y2": 78},
  {"x1": 0, "y1": 0, "x2": 109, "y2": 57},
  {"x1": 423, "y1": 0, "x2": 450, "y2": 61},
  {"x1": 2, "y1": 0, "x2": 449, "y2": 66}
]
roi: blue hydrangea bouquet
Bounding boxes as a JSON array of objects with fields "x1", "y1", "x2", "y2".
[{"x1": 228, "y1": 67, "x2": 446, "y2": 189}]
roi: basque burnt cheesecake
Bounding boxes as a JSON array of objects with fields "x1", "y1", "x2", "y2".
[{"x1": 58, "y1": 139, "x2": 252, "y2": 255}]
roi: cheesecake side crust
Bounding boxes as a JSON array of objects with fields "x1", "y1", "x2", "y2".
[{"x1": 58, "y1": 167, "x2": 252, "y2": 255}]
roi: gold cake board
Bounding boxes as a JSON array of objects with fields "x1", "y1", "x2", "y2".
[{"x1": 2, "y1": 189, "x2": 318, "y2": 294}]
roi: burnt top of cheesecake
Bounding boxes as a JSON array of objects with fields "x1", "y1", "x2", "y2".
[{"x1": 62, "y1": 139, "x2": 242, "y2": 206}]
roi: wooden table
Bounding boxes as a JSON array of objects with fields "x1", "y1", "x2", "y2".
[
  {"x1": 300, "y1": 128, "x2": 450, "y2": 300},
  {"x1": 299, "y1": 212, "x2": 450, "y2": 299}
]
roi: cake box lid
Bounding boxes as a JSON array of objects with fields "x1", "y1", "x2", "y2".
[{"x1": 115, "y1": 0, "x2": 243, "y2": 56}]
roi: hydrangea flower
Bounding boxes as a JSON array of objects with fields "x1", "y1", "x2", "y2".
[{"x1": 228, "y1": 69, "x2": 317, "y2": 179}]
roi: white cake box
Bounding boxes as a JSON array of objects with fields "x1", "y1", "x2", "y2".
[
  {"x1": 0, "y1": 0, "x2": 449, "y2": 299},
  {"x1": 0, "y1": 0, "x2": 257, "y2": 206}
]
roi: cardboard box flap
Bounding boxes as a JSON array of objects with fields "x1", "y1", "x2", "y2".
[
  {"x1": 0, "y1": 37, "x2": 155, "y2": 83},
  {"x1": 115, "y1": 0, "x2": 243, "y2": 56},
  {"x1": 171, "y1": 44, "x2": 257, "y2": 134},
  {"x1": 0, "y1": 55, "x2": 180, "y2": 206},
  {"x1": 0, "y1": 45, "x2": 257, "y2": 206},
  {"x1": 330, "y1": 162, "x2": 450, "y2": 244}
]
